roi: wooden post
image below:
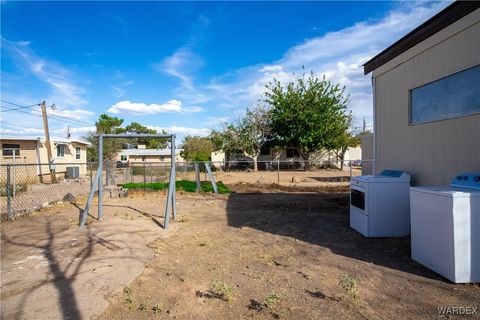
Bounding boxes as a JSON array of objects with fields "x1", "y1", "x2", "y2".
[{"x1": 41, "y1": 101, "x2": 57, "y2": 183}]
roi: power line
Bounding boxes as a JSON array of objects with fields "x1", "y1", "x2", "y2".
[
  {"x1": 0, "y1": 100, "x2": 40, "y2": 112},
  {"x1": 0, "y1": 104, "x2": 94, "y2": 127}
]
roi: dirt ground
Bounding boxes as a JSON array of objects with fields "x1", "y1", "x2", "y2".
[
  {"x1": 1, "y1": 184, "x2": 479, "y2": 320},
  {"x1": 178, "y1": 168, "x2": 361, "y2": 187}
]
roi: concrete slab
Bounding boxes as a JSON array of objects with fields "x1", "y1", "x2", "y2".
[{"x1": 0, "y1": 200, "x2": 174, "y2": 320}]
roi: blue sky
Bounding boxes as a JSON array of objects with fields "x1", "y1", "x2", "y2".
[{"x1": 1, "y1": 1, "x2": 450, "y2": 141}]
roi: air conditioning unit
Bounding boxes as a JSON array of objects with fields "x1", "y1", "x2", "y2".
[{"x1": 66, "y1": 166, "x2": 80, "y2": 179}]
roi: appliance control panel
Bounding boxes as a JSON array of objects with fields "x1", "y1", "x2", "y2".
[
  {"x1": 450, "y1": 173, "x2": 480, "y2": 189},
  {"x1": 380, "y1": 170, "x2": 405, "y2": 178}
]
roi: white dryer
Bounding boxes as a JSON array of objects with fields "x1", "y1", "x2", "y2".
[
  {"x1": 350, "y1": 170, "x2": 411, "y2": 237},
  {"x1": 410, "y1": 173, "x2": 480, "y2": 283}
]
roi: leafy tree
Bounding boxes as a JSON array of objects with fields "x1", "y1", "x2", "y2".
[
  {"x1": 209, "y1": 106, "x2": 272, "y2": 171},
  {"x1": 332, "y1": 129, "x2": 360, "y2": 170},
  {"x1": 264, "y1": 72, "x2": 350, "y2": 166},
  {"x1": 85, "y1": 114, "x2": 126, "y2": 162},
  {"x1": 209, "y1": 126, "x2": 243, "y2": 162},
  {"x1": 124, "y1": 122, "x2": 168, "y2": 149},
  {"x1": 236, "y1": 106, "x2": 272, "y2": 171},
  {"x1": 180, "y1": 136, "x2": 214, "y2": 162},
  {"x1": 84, "y1": 114, "x2": 126, "y2": 185}
]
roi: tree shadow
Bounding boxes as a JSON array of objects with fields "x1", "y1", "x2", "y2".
[
  {"x1": 103, "y1": 204, "x2": 165, "y2": 228},
  {"x1": 1, "y1": 217, "x2": 124, "y2": 320},
  {"x1": 226, "y1": 191, "x2": 445, "y2": 281}
]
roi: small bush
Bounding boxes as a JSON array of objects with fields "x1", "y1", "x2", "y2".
[
  {"x1": 123, "y1": 286, "x2": 132, "y2": 295},
  {"x1": 152, "y1": 304, "x2": 162, "y2": 314},
  {"x1": 338, "y1": 274, "x2": 360, "y2": 298},
  {"x1": 209, "y1": 280, "x2": 234, "y2": 302},
  {"x1": 138, "y1": 301, "x2": 149, "y2": 311},
  {"x1": 263, "y1": 292, "x2": 280, "y2": 309}
]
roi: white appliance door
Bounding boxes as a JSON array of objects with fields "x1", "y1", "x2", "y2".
[{"x1": 350, "y1": 184, "x2": 369, "y2": 236}]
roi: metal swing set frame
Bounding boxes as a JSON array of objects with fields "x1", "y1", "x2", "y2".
[{"x1": 79, "y1": 133, "x2": 177, "y2": 229}]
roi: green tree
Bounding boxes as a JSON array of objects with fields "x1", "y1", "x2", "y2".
[
  {"x1": 124, "y1": 122, "x2": 167, "y2": 149},
  {"x1": 209, "y1": 126, "x2": 243, "y2": 162},
  {"x1": 236, "y1": 106, "x2": 272, "y2": 171},
  {"x1": 84, "y1": 114, "x2": 126, "y2": 185},
  {"x1": 332, "y1": 129, "x2": 360, "y2": 170},
  {"x1": 180, "y1": 136, "x2": 214, "y2": 162},
  {"x1": 264, "y1": 72, "x2": 351, "y2": 166},
  {"x1": 209, "y1": 106, "x2": 272, "y2": 171},
  {"x1": 85, "y1": 114, "x2": 126, "y2": 162}
]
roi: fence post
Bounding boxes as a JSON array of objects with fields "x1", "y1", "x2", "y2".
[
  {"x1": 349, "y1": 160, "x2": 352, "y2": 179},
  {"x1": 12, "y1": 155, "x2": 16, "y2": 198},
  {"x1": 6, "y1": 164, "x2": 13, "y2": 220},
  {"x1": 143, "y1": 162, "x2": 146, "y2": 191},
  {"x1": 277, "y1": 160, "x2": 280, "y2": 184}
]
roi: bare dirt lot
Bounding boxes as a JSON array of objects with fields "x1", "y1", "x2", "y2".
[{"x1": 1, "y1": 184, "x2": 479, "y2": 320}]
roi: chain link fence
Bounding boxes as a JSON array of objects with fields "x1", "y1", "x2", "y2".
[{"x1": 1, "y1": 159, "x2": 373, "y2": 219}]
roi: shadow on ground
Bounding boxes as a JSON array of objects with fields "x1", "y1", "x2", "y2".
[
  {"x1": 1, "y1": 218, "x2": 99, "y2": 319},
  {"x1": 226, "y1": 191, "x2": 444, "y2": 281}
]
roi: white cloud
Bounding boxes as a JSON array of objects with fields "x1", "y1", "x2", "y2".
[
  {"x1": 182, "y1": 106, "x2": 204, "y2": 113},
  {"x1": 108, "y1": 100, "x2": 183, "y2": 115},
  {"x1": 155, "y1": 47, "x2": 203, "y2": 90},
  {"x1": 259, "y1": 65, "x2": 283, "y2": 73},
  {"x1": 111, "y1": 86, "x2": 125, "y2": 99},
  {"x1": 0, "y1": 127, "x2": 44, "y2": 135},
  {"x1": 108, "y1": 99, "x2": 204, "y2": 116},
  {"x1": 2, "y1": 38, "x2": 88, "y2": 107},
  {"x1": 147, "y1": 125, "x2": 210, "y2": 137},
  {"x1": 50, "y1": 108, "x2": 95, "y2": 121}
]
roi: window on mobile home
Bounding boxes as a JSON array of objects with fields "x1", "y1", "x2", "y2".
[{"x1": 410, "y1": 64, "x2": 480, "y2": 124}]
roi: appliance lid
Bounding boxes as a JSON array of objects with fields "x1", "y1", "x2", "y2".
[
  {"x1": 410, "y1": 186, "x2": 480, "y2": 198},
  {"x1": 352, "y1": 170, "x2": 410, "y2": 183}
]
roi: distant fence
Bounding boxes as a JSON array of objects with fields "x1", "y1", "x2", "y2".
[{"x1": 0, "y1": 159, "x2": 373, "y2": 219}]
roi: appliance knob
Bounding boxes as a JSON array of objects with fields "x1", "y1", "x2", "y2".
[
  {"x1": 474, "y1": 176, "x2": 480, "y2": 182},
  {"x1": 456, "y1": 175, "x2": 462, "y2": 180},
  {"x1": 462, "y1": 176, "x2": 468, "y2": 181}
]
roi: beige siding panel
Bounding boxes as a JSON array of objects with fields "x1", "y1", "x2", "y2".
[{"x1": 373, "y1": 11, "x2": 480, "y2": 186}]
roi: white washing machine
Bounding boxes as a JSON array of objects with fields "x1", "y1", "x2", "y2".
[
  {"x1": 410, "y1": 173, "x2": 480, "y2": 283},
  {"x1": 350, "y1": 170, "x2": 411, "y2": 237}
]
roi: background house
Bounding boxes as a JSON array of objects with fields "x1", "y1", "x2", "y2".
[
  {"x1": 363, "y1": 2, "x2": 480, "y2": 186},
  {"x1": 116, "y1": 145, "x2": 184, "y2": 164},
  {"x1": 0, "y1": 136, "x2": 90, "y2": 182}
]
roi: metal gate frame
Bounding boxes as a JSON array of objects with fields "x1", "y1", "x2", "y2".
[{"x1": 79, "y1": 133, "x2": 177, "y2": 229}]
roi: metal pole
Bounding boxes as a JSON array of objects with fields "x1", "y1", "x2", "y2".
[
  {"x1": 194, "y1": 162, "x2": 201, "y2": 192},
  {"x1": 80, "y1": 166, "x2": 101, "y2": 227},
  {"x1": 12, "y1": 152, "x2": 16, "y2": 198},
  {"x1": 349, "y1": 160, "x2": 352, "y2": 179},
  {"x1": 90, "y1": 164, "x2": 93, "y2": 188},
  {"x1": 6, "y1": 165, "x2": 12, "y2": 220},
  {"x1": 205, "y1": 163, "x2": 218, "y2": 193},
  {"x1": 277, "y1": 159, "x2": 280, "y2": 184},
  {"x1": 143, "y1": 162, "x2": 146, "y2": 191},
  {"x1": 98, "y1": 135, "x2": 104, "y2": 220},
  {"x1": 164, "y1": 135, "x2": 177, "y2": 228},
  {"x1": 171, "y1": 136, "x2": 177, "y2": 219}
]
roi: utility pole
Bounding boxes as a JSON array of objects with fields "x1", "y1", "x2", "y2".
[
  {"x1": 41, "y1": 101, "x2": 57, "y2": 183},
  {"x1": 363, "y1": 117, "x2": 366, "y2": 133}
]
